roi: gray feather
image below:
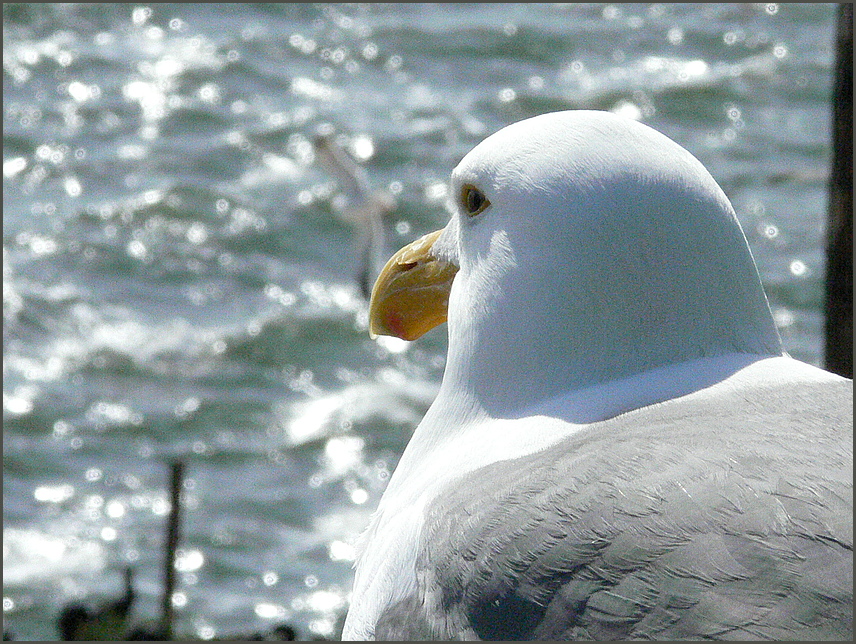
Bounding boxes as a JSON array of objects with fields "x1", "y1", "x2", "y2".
[{"x1": 374, "y1": 379, "x2": 853, "y2": 640}]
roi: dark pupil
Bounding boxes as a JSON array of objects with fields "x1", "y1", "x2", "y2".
[{"x1": 467, "y1": 189, "x2": 483, "y2": 213}]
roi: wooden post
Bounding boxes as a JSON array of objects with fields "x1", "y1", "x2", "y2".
[
  {"x1": 161, "y1": 460, "x2": 184, "y2": 640},
  {"x1": 825, "y1": 3, "x2": 853, "y2": 378}
]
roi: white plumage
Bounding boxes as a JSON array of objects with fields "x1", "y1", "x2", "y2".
[{"x1": 345, "y1": 111, "x2": 853, "y2": 640}]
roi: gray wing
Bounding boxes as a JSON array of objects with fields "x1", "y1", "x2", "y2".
[{"x1": 375, "y1": 379, "x2": 853, "y2": 640}]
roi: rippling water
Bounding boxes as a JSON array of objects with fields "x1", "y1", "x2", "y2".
[{"x1": 3, "y1": 3, "x2": 838, "y2": 640}]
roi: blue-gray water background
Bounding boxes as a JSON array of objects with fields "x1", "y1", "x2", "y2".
[{"x1": 3, "y1": 3, "x2": 839, "y2": 640}]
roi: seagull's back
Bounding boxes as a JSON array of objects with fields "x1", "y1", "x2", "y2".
[{"x1": 372, "y1": 368, "x2": 853, "y2": 641}]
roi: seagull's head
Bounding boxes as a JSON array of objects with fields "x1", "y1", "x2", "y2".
[{"x1": 369, "y1": 110, "x2": 781, "y2": 413}]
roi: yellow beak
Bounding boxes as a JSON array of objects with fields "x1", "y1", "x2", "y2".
[{"x1": 368, "y1": 229, "x2": 458, "y2": 341}]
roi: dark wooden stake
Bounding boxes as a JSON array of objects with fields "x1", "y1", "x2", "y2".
[
  {"x1": 825, "y1": 3, "x2": 853, "y2": 378},
  {"x1": 161, "y1": 460, "x2": 184, "y2": 640}
]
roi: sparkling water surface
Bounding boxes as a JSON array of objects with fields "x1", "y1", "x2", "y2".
[{"x1": 3, "y1": 3, "x2": 838, "y2": 640}]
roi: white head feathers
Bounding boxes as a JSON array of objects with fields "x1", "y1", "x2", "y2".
[{"x1": 431, "y1": 110, "x2": 781, "y2": 415}]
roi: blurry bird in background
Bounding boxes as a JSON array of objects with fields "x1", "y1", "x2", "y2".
[
  {"x1": 57, "y1": 567, "x2": 136, "y2": 641},
  {"x1": 312, "y1": 129, "x2": 397, "y2": 299}
]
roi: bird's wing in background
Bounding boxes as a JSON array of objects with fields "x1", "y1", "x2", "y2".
[{"x1": 313, "y1": 134, "x2": 394, "y2": 298}]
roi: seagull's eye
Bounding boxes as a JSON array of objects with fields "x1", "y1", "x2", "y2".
[{"x1": 461, "y1": 184, "x2": 490, "y2": 218}]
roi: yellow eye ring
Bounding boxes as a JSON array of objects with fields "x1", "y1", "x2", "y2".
[{"x1": 461, "y1": 183, "x2": 491, "y2": 217}]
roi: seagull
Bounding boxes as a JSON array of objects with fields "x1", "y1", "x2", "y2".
[
  {"x1": 343, "y1": 110, "x2": 853, "y2": 640},
  {"x1": 312, "y1": 132, "x2": 397, "y2": 299}
]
